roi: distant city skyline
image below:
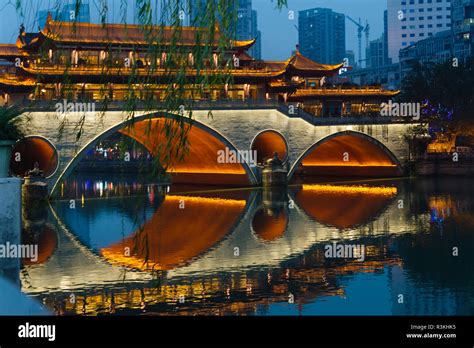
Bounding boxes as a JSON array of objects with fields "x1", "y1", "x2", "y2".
[
  {"x1": 254, "y1": 0, "x2": 386, "y2": 60},
  {"x1": 0, "y1": 0, "x2": 386, "y2": 61}
]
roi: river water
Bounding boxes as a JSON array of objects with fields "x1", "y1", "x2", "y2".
[{"x1": 7, "y1": 174, "x2": 474, "y2": 315}]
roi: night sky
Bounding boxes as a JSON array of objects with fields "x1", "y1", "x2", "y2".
[{"x1": 0, "y1": 0, "x2": 386, "y2": 60}]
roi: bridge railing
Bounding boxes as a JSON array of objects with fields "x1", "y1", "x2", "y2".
[
  {"x1": 22, "y1": 99, "x2": 281, "y2": 111},
  {"x1": 277, "y1": 104, "x2": 418, "y2": 125},
  {"x1": 21, "y1": 99, "x2": 419, "y2": 125}
]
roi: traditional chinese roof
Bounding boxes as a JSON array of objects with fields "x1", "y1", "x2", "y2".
[
  {"x1": 287, "y1": 50, "x2": 344, "y2": 77},
  {"x1": 0, "y1": 76, "x2": 36, "y2": 86},
  {"x1": 19, "y1": 65, "x2": 287, "y2": 83},
  {"x1": 29, "y1": 14, "x2": 255, "y2": 50},
  {"x1": 288, "y1": 87, "x2": 400, "y2": 100},
  {"x1": 0, "y1": 44, "x2": 27, "y2": 58},
  {"x1": 0, "y1": 75, "x2": 36, "y2": 92}
]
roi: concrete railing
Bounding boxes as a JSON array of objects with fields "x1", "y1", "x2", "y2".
[
  {"x1": 277, "y1": 104, "x2": 415, "y2": 125},
  {"x1": 22, "y1": 99, "x2": 281, "y2": 111},
  {"x1": 21, "y1": 99, "x2": 418, "y2": 125}
]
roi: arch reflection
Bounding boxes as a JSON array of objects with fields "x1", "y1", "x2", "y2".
[
  {"x1": 292, "y1": 184, "x2": 397, "y2": 230},
  {"x1": 100, "y1": 194, "x2": 247, "y2": 271}
]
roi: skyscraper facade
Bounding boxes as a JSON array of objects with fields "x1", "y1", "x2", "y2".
[
  {"x1": 452, "y1": 0, "x2": 474, "y2": 61},
  {"x1": 387, "y1": 0, "x2": 452, "y2": 63},
  {"x1": 366, "y1": 10, "x2": 392, "y2": 68},
  {"x1": 366, "y1": 37, "x2": 386, "y2": 67},
  {"x1": 189, "y1": 0, "x2": 261, "y2": 59},
  {"x1": 235, "y1": 1, "x2": 261, "y2": 59},
  {"x1": 298, "y1": 8, "x2": 346, "y2": 65}
]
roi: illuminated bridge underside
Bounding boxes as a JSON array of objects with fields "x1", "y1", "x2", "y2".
[
  {"x1": 119, "y1": 118, "x2": 251, "y2": 186},
  {"x1": 251, "y1": 130, "x2": 288, "y2": 164},
  {"x1": 295, "y1": 184, "x2": 397, "y2": 230},
  {"x1": 100, "y1": 195, "x2": 246, "y2": 271},
  {"x1": 296, "y1": 133, "x2": 402, "y2": 177}
]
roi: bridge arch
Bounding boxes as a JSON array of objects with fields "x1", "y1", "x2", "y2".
[
  {"x1": 10, "y1": 135, "x2": 59, "y2": 179},
  {"x1": 51, "y1": 112, "x2": 258, "y2": 195},
  {"x1": 288, "y1": 130, "x2": 403, "y2": 181},
  {"x1": 250, "y1": 129, "x2": 289, "y2": 165}
]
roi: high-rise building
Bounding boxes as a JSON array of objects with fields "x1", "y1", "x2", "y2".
[
  {"x1": 298, "y1": 8, "x2": 346, "y2": 65},
  {"x1": 235, "y1": 2, "x2": 261, "y2": 59},
  {"x1": 250, "y1": 10, "x2": 261, "y2": 59},
  {"x1": 366, "y1": 37, "x2": 386, "y2": 68},
  {"x1": 399, "y1": 29, "x2": 453, "y2": 79},
  {"x1": 189, "y1": 0, "x2": 261, "y2": 59},
  {"x1": 37, "y1": 1, "x2": 90, "y2": 28},
  {"x1": 452, "y1": 0, "x2": 474, "y2": 62},
  {"x1": 367, "y1": 10, "x2": 392, "y2": 68},
  {"x1": 387, "y1": 0, "x2": 452, "y2": 63}
]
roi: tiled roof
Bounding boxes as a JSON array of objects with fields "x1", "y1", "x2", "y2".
[{"x1": 40, "y1": 16, "x2": 255, "y2": 49}]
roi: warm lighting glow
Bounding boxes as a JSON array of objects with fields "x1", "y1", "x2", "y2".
[
  {"x1": 251, "y1": 130, "x2": 288, "y2": 164},
  {"x1": 251, "y1": 209, "x2": 288, "y2": 241},
  {"x1": 427, "y1": 141, "x2": 455, "y2": 153},
  {"x1": 302, "y1": 184, "x2": 397, "y2": 196},
  {"x1": 100, "y1": 195, "x2": 246, "y2": 271},
  {"x1": 301, "y1": 163, "x2": 397, "y2": 167},
  {"x1": 295, "y1": 133, "x2": 402, "y2": 178},
  {"x1": 119, "y1": 117, "x2": 251, "y2": 185},
  {"x1": 296, "y1": 184, "x2": 397, "y2": 229},
  {"x1": 9, "y1": 136, "x2": 59, "y2": 178}
]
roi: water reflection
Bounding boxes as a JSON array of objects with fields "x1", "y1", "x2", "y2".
[
  {"x1": 101, "y1": 194, "x2": 248, "y2": 271},
  {"x1": 291, "y1": 183, "x2": 397, "y2": 230},
  {"x1": 12, "y1": 174, "x2": 474, "y2": 316}
]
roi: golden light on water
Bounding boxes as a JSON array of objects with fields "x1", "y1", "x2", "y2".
[
  {"x1": 163, "y1": 195, "x2": 246, "y2": 207},
  {"x1": 296, "y1": 184, "x2": 397, "y2": 229},
  {"x1": 167, "y1": 168, "x2": 248, "y2": 174},
  {"x1": 302, "y1": 163, "x2": 397, "y2": 167},
  {"x1": 302, "y1": 184, "x2": 397, "y2": 196},
  {"x1": 101, "y1": 195, "x2": 246, "y2": 271}
]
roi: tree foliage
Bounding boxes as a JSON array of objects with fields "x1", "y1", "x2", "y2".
[{"x1": 399, "y1": 59, "x2": 474, "y2": 130}]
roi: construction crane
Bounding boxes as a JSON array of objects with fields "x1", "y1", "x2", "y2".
[{"x1": 346, "y1": 15, "x2": 370, "y2": 67}]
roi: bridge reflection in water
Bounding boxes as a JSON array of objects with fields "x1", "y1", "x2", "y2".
[
  {"x1": 294, "y1": 184, "x2": 397, "y2": 230},
  {"x1": 16, "y1": 176, "x2": 474, "y2": 316},
  {"x1": 101, "y1": 195, "x2": 247, "y2": 271}
]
